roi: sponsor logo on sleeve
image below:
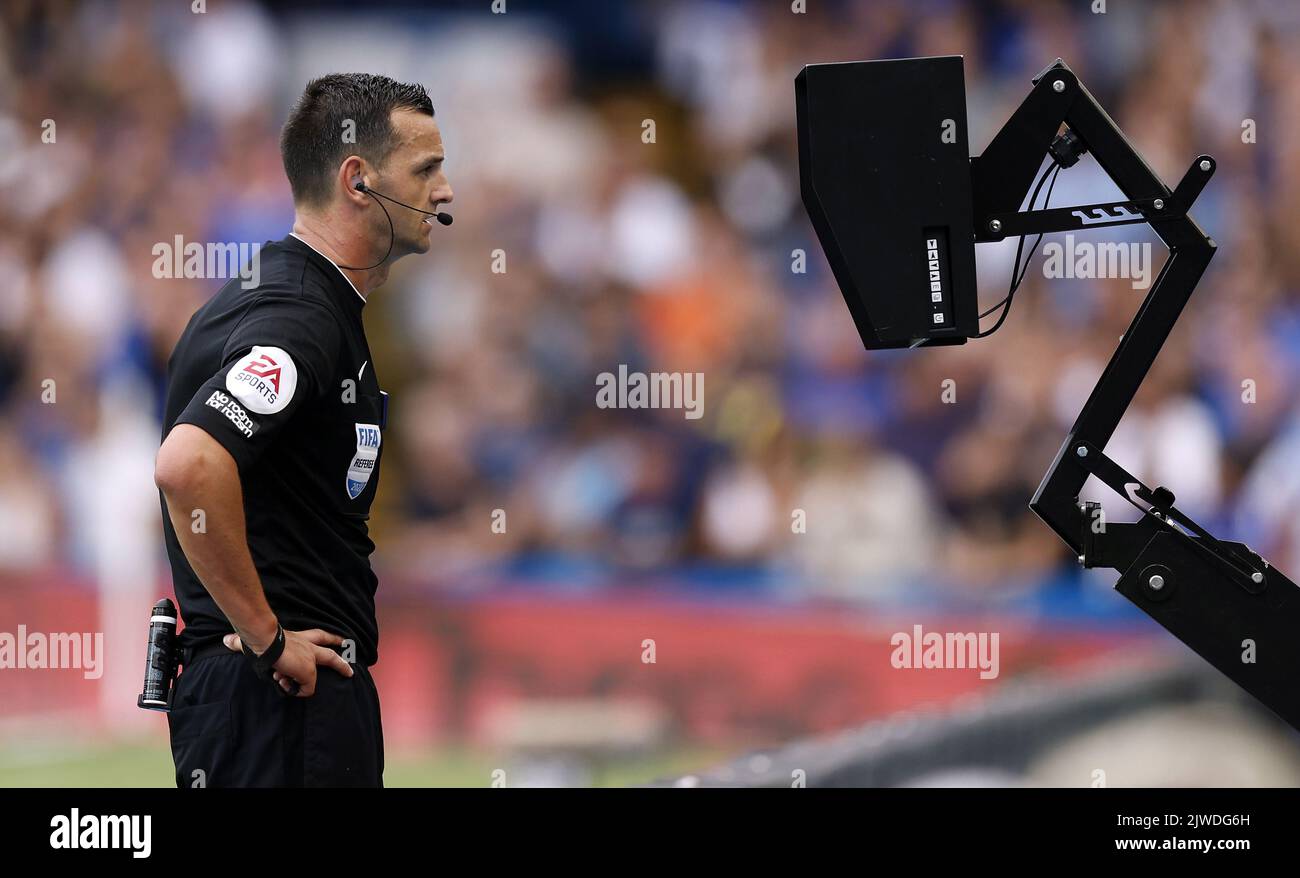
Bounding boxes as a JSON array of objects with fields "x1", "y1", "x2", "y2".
[
  {"x1": 346, "y1": 423, "x2": 382, "y2": 499},
  {"x1": 226, "y1": 345, "x2": 298, "y2": 414}
]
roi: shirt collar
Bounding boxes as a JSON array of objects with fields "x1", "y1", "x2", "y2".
[{"x1": 288, "y1": 232, "x2": 367, "y2": 306}]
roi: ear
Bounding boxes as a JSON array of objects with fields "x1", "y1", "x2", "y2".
[{"x1": 339, "y1": 156, "x2": 369, "y2": 204}]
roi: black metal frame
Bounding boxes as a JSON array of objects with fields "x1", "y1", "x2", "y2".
[{"x1": 973, "y1": 60, "x2": 1300, "y2": 732}]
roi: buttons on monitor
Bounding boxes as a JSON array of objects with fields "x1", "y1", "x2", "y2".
[{"x1": 924, "y1": 230, "x2": 950, "y2": 330}]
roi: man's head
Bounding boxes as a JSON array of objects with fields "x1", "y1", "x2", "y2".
[{"x1": 281, "y1": 73, "x2": 453, "y2": 264}]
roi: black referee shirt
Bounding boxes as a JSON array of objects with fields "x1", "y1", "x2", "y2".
[{"x1": 160, "y1": 234, "x2": 387, "y2": 666}]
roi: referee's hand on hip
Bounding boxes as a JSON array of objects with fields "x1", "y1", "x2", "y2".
[{"x1": 222, "y1": 628, "x2": 355, "y2": 697}]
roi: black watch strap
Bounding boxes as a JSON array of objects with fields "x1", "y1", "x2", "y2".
[{"x1": 242, "y1": 624, "x2": 286, "y2": 680}]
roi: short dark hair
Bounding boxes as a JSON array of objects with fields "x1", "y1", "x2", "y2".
[{"x1": 280, "y1": 73, "x2": 434, "y2": 207}]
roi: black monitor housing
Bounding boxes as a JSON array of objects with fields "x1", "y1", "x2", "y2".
[
  {"x1": 796, "y1": 56, "x2": 979, "y2": 348},
  {"x1": 797, "y1": 56, "x2": 1300, "y2": 733}
]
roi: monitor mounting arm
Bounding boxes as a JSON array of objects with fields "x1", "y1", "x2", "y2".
[{"x1": 971, "y1": 59, "x2": 1300, "y2": 731}]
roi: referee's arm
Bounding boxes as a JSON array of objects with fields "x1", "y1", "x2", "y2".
[{"x1": 155, "y1": 424, "x2": 354, "y2": 696}]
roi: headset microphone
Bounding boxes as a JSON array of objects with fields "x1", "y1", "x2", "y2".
[
  {"x1": 339, "y1": 178, "x2": 453, "y2": 270},
  {"x1": 355, "y1": 180, "x2": 452, "y2": 224}
]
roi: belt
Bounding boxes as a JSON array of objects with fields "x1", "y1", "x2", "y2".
[{"x1": 180, "y1": 640, "x2": 238, "y2": 669}]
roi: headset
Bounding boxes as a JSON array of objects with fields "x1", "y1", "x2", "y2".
[{"x1": 339, "y1": 176, "x2": 453, "y2": 271}]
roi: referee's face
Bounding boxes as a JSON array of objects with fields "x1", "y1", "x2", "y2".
[{"x1": 378, "y1": 109, "x2": 454, "y2": 257}]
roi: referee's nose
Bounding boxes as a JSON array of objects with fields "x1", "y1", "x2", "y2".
[{"x1": 433, "y1": 176, "x2": 453, "y2": 208}]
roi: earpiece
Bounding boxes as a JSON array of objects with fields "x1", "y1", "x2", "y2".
[{"x1": 339, "y1": 176, "x2": 453, "y2": 270}]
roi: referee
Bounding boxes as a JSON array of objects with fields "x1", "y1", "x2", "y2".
[{"x1": 154, "y1": 73, "x2": 453, "y2": 787}]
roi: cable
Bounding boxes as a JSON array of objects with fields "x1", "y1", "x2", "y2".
[
  {"x1": 338, "y1": 183, "x2": 452, "y2": 271},
  {"x1": 973, "y1": 160, "x2": 1062, "y2": 338},
  {"x1": 337, "y1": 188, "x2": 396, "y2": 271},
  {"x1": 976, "y1": 161, "x2": 1059, "y2": 329},
  {"x1": 979, "y1": 161, "x2": 1057, "y2": 321}
]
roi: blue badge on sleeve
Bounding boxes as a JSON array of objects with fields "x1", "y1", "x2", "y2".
[{"x1": 346, "y1": 423, "x2": 382, "y2": 499}]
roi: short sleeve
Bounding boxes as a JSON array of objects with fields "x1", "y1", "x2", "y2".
[{"x1": 171, "y1": 296, "x2": 343, "y2": 472}]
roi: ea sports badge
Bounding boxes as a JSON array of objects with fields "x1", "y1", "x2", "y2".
[
  {"x1": 226, "y1": 345, "x2": 297, "y2": 415},
  {"x1": 346, "y1": 423, "x2": 382, "y2": 499}
]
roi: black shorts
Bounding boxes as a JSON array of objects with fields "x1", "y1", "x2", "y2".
[{"x1": 167, "y1": 645, "x2": 384, "y2": 788}]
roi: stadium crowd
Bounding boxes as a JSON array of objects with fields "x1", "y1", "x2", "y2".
[{"x1": 1, "y1": 0, "x2": 1298, "y2": 607}]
